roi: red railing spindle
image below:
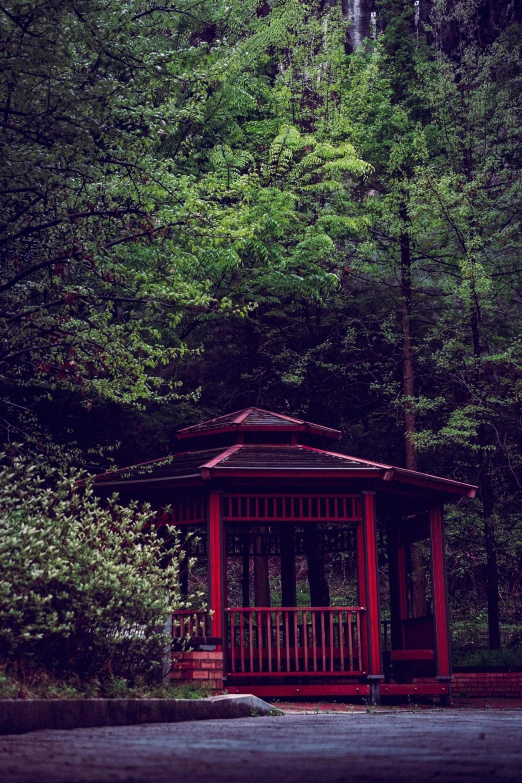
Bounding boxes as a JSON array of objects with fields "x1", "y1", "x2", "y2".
[
  {"x1": 239, "y1": 612, "x2": 245, "y2": 673},
  {"x1": 230, "y1": 611, "x2": 235, "y2": 672},
  {"x1": 303, "y1": 610, "x2": 309, "y2": 672},
  {"x1": 330, "y1": 612, "x2": 334, "y2": 672},
  {"x1": 339, "y1": 609, "x2": 344, "y2": 672},
  {"x1": 321, "y1": 611, "x2": 326, "y2": 672},
  {"x1": 248, "y1": 612, "x2": 253, "y2": 673},
  {"x1": 276, "y1": 611, "x2": 281, "y2": 672},
  {"x1": 347, "y1": 611, "x2": 353, "y2": 671},
  {"x1": 310, "y1": 611, "x2": 317, "y2": 672},
  {"x1": 267, "y1": 611, "x2": 272, "y2": 672},
  {"x1": 285, "y1": 612, "x2": 290, "y2": 672},
  {"x1": 294, "y1": 612, "x2": 299, "y2": 672},
  {"x1": 258, "y1": 611, "x2": 263, "y2": 673},
  {"x1": 355, "y1": 612, "x2": 362, "y2": 669}
]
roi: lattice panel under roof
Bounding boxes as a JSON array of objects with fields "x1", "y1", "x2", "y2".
[{"x1": 222, "y1": 494, "x2": 362, "y2": 522}]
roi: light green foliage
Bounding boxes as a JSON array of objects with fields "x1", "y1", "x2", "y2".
[
  {"x1": 0, "y1": 455, "x2": 190, "y2": 681},
  {"x1": 2, "y1": 0, "x2": 522, "y2": 651},
  {"x1": 0, "y1": 0, "x2": 263, "y2": 452},
  {"x1": 165, "y1": 1, "x2": 522, "y2": 643},
  {"x1": 0, "y1": 0, "x2": 373, "y2": 458}
]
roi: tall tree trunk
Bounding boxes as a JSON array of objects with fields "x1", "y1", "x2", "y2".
[
  {"x1": 245, "y1": 314, "x2": 259, "y2": 405},
  {"x1": 253, "y1": 526, "x2": 271, "y2": 607},
  {"x1": 280, "y1": 524, "x2": 297, "y2": 607},
  {"x1": 400, "y1": 203, "x2": 417, "y2": 473},
  {"x1": 471, "y1": 296, "x2": 501, "y2": 649},
  {"x1": 480, "y1": 451, "x2": 501, "y2": 649},
  {"x1": 304, "y1": 524, "x2": 330, "y2": 606},
  {"x1": 242, "y1": 536, "x2": 250, "y2": 608},
  {"x1": 400, "y1": 202, "x2": 427, "y2": 617}
]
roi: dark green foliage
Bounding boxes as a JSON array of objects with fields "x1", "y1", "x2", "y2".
[
  {"x1": 1, "y1": 0, "x2": 521, "y2": 647},
  {"x1": 455, "y1": 647, "x2": 522, "y2": 668}
]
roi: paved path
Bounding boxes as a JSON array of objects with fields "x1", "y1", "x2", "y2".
[{"x1": 1, "y1": 710, "x2": 522, "y2": 783}]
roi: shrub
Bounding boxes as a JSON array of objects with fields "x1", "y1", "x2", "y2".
[
  {"x1": 0, "y1": 455, "x2": 189, "y2": 683},
  {"x1": 0, "y1": 671, "x2": 208, "y2": 700},
  {"x1": 455, "y1": 647, "x2": 522, "y2": 668}
]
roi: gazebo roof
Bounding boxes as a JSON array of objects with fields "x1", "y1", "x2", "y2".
[
  {"x1": 177, "y1": 407, "x2": 341, "y2": 440},
  {"x1": 92, "y1": 442, "x2": 477, "y2": 498}
]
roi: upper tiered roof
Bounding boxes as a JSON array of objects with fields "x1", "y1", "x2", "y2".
[
  {"x1": 176, "y1": 407, "x2": 341, "y2": 440},
  {"x1": 91, "y1": 406, "x2": 477, "y2": 498}
]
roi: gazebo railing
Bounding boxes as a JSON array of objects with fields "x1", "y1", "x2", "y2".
[
  {"x1": 172, "y1": 610, "x2": 211, "y2": 640},
  {"x1": 226, "y1": 607, "x2": 364, "y2": 676}
]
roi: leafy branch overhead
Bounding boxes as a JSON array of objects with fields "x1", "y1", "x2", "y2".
[{"x1": 1, "y1": 0, "x2": 522, "y2": 650}]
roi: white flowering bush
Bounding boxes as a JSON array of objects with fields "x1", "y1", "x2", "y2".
[{"x1": 0, "y1": 456, "x2": 184, "y2": 682}]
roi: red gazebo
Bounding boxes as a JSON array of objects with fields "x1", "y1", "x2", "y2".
[{"x1": 93, "y1": 407, "x2": 476, "y2": 704}]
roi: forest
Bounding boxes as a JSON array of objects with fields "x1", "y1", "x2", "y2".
[{"x1": 1, "y1": 0, "x2": 521, "y2": 676}]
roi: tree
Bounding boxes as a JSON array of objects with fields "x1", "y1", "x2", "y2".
[
  {"x1": 3, "y1": 0, "x2": 521, "y2": 650},
  {"x1": 0, "y1": 0, "x2": 258, "y2": 458},
  {"x1": 409, "y1": 19, "x2": 522, "y2": 647}
]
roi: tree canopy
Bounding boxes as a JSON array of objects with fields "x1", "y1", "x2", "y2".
[{"x1": 1, "y1": 0, "x2": 521, "y2": 650}]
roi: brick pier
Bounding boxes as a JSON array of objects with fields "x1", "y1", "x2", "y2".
[{"x1": 171, "y1": 650, "x2": 224, "y2": 693}]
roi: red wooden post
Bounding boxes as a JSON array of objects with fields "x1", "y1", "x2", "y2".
[
  {"x1": 430, "y1": 505, "x2": 452, "y2": 687},
  {"x1": 356, "y1": 517, "x2": 368, "y2": 674},
  {"x1": 362, "y1": 491, "x2": 383, "y2": 703},
  {"x1": 208, "y1": 491, "x2": 224, "y2": 643}
]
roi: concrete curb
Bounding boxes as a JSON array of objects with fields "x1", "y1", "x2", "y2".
[{"x1": 0, "y1": 694, "x2": 275, "y2": 735}]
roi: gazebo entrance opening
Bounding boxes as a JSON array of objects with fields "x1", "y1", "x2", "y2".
[
  {"x1": 225, "y1": 496, "x2": 360, "y2": 680},
  {"x1": 225, "y1": 521, "x2": 359, "y2": 608}
]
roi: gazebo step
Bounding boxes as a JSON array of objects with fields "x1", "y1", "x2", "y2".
[
  {"x1": 382, "y1": 683, "x2": 450, "y2": 696},
  {"x1": 226, "y1": 684, "x2": 371, "y2": 698},
  {"x1": 225, "y1": 681, "x2": 449, "y2": 698}
]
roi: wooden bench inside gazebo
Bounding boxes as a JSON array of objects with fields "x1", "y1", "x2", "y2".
[{"x1": 93, "y1": 407, "x2": 476, "y2": 704}]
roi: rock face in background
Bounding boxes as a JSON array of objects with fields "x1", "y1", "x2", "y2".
[
  {"x1": 342, "y1": 0, "x2": 375, "y2": 51},
  {"x1": 433, "y1": 0, "x2": 521, "y2": 49},
  {"x1": 332, "y1": 0, "x2": 521, "y2": 51}
]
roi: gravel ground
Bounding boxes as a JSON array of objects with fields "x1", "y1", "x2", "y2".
[
  {"x1": 1, "y1": 710, "x2": 522, "y2": 783},
  {"x1": 276, "y1": 697, "x2": 522, "y2": 712}
]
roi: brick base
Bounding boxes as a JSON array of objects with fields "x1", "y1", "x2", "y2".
[
  {"x1": 170, "y1": 659, "x2": 522, "y2": 699},
  {"x1": 170, "y1": 650, "x2": 224, "y2": 693},
  {"x1": 452, "y1": 671, "x2": 522, "y2": 698}
]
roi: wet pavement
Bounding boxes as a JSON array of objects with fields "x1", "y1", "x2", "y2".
[
  {"x1": 276, "y1": 697, "x2": 522, "y2": 713},
  {"x1": 1, "y1": 709, "x2": 522, "y2": 783}
]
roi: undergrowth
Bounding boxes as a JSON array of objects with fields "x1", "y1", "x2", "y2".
[
  {"x1": 0, "y1": 670, "x2": 208, "y2": 700},
  {"x1": 455, "y1": 647, "x2": 522, "y2": 668}
]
